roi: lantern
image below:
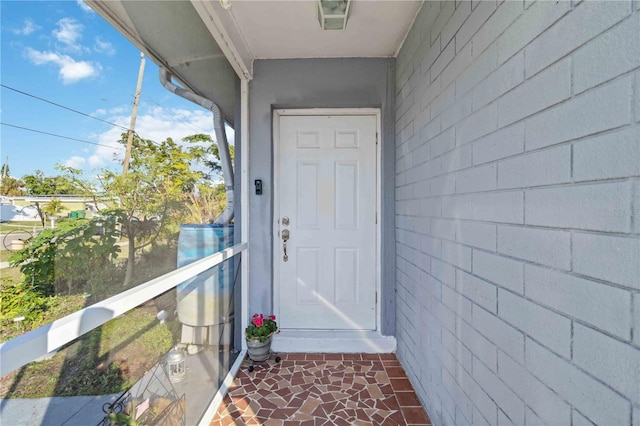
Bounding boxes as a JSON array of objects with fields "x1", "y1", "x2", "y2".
[
  {"x1": 166, "y1": 348, "x2": 186, "y2": 383},
  {"x1": 317, "y1": 0, "x2": 351, "y2": 30}
]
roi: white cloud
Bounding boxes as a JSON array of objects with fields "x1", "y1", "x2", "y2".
[
  {"x1": 92, "y1": 106, "x2": 127, "y2": 117},
  {"x1": 65, "y1": 105, "x2": 221, "y2": 173},
  {"x1": 94, "y1": 37, "x2": 115, "y2": 56},
  {"x1": 26, "y1": 48, "x2": 101, "y2": 84},
  {"x1": 12, "y1": 18, "x2": 40, "y2": 36},
  {"x1": 53, "y1": 18, "x2": 84, "y2": 52},
  {"x1": 63, "y1": 156, "x2": 86, "y2": 169},
  {"x1": 77, "y1": 0, "x2": 94, "y2": 13}
]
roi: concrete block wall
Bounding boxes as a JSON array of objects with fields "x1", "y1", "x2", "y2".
[{"x1": 394, "y1": 1, "x2": 640, "y2": 425}]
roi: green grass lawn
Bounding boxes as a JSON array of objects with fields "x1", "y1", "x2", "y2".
[{"x1": 0, "y1": 251, "x2": 13, "y2": 263}]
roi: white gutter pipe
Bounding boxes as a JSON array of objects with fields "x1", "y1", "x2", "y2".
[{"x1": 159, "y1": 68, "x2": 234, "y2": 224}]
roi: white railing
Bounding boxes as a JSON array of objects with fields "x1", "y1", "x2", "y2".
[{"x1": 0, "y1": 242, "x2": 248, "y2": 377}]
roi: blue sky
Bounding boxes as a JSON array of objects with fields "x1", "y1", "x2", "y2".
[{"x1": 1, "y1": 0, "x2": 225, "y2": 180}]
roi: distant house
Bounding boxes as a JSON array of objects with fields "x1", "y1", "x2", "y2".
[{"x1": 0, "y1": 195, "x2": 104, "y2": 221}]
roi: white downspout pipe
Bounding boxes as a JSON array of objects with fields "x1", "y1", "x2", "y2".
[{"x1": 159, "y1": 68, "x2": 234, "y2": 224}]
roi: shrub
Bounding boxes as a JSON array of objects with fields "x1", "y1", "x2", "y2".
[
  {"x1": 9, "y1": 218, "x2": 121, "y2": 296},
  {"x1": 0, "y1": 278, "x2": 58, "y2": 325}
]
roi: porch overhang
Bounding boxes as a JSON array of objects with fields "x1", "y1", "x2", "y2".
[
  {"x1": 86, "y1": 0, "x2": 239, "y2": 123},
  {"x1": 85, "y1": 0, "x2": 423, "y2": 122}
]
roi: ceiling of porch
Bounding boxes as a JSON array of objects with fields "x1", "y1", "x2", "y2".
[{"x1": 220, "y1": 0, "x2": 422, "y2": 60}]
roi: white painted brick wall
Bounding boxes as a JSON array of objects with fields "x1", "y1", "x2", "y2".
[
  {"x1": 456, "y1": 102, "x2": 497, "y2": 146},
  {"x1": 526, "y1": 339, "x2": 631, "y2": 425},
  {"x1": 456, "y1": 270, "x2": 496, "y2": 313},
  {"x1": 525, "y1": 181, "x2": 633, "y2": 232},
  {"x1": 573, "y1": 324, "x2": 640, "y2": 401},
  {"x1": 472, "y1": 191, "x2": 523, "y2": 224},
  {"x1": 498, "y1": 289, "x2": 572, "y2": 358},
  {"x1": 395, "y1": 1, "x2": 640, "y2": 424},
  {"x1": 456, "y1": 221, "x2": 496, "y2": 251},
  {"x1": 472, "y1": 250, "x2": 523, "y2": 294},
  {"x1": 497, "y1": 57, "x2": 571, "y2": 127},
  {"x1": 498, "y1": 351, "x2": 572, "y2": 425},
  {"x1": 496, "y1": 0, "x2": 570, "y2": 65},
  {"x1": 472, "y1": 123, "x2": 524, "y2": 166},
  {"x1": 455, "y1": 163, "x2": 496, "y2": 194},
  {"x1": 525, "y1": 76, "x2": 633, "y2": 151},
  {"x1": 471, "y1": 1, "x2": 523, "y2": 57},
  {"x1": 573, "y1": 232, "x2": 640, "y2": 290},
  {"x1": 635, "y1": 296, "x2": 640, "y2": 346},
  {"x1": 524, "y1": 264, "x2": 632, "y2": 340},
  {"x1": 472, "y1": 305, "x2": 524, "y2": 364},
  {"x1": 524, "y1": 0, "x2": 631, "y2": 78},
  {"x1": 458, "y1": 366, "x2": 498, "y2": 425},
  {"x1": 497, "y1": 145, "x2": 571, "y2": 189},
  {"x1": 472, "y1": 357, "x2": 525, "y2": 426},
  {"x1": 636, "y1": 70, "x2": 640, "y2": 122},
  {"x1": 573, "y1": 127, "x2": 640, "y2": 182},
  {"x1": 497, "y1": 225, "x2": 570, "y2": 270},
  {"x1": 472, "y1": 51, "x2": 524, "y2": 111},
  {"x1": 572, "y1": 13, "x2": 640, "y2": 94}
]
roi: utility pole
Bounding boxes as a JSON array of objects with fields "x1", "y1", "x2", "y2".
[{"x1": 122, "y1": 52, "x2": 146, "y2": 175}]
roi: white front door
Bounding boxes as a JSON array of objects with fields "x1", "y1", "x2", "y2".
[{"x1": 274, "y1": 112, "x2": 378, "y2": 330}]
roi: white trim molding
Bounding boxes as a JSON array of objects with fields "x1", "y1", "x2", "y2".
[{"x1": 272, "y1": 330, "x2": 396, "y2": 354}]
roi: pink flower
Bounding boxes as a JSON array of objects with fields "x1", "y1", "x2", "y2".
[
  {"x1": 268, "y1": 315, "x2": 276, "y2": 321},
  {"x1": 253, "y1": 316, "x2": 264, "y2": 327}
]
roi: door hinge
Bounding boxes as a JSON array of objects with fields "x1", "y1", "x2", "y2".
[
  {"x1": 375, "y1": 291, "x2": 378, "y2": 303},
  {"x1": 376, "y1": 132, "x2": 379, "y2": 145},
  {"x1": 375, "y1": 212, "x2": 378, "y2": 224}
]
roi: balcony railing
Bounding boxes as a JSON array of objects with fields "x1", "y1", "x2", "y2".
[{"x1": 0, "y1": 242, "x2": 248, "y2": 425}]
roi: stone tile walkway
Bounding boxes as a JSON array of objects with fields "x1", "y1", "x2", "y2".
[{"x1": 210, "y1": 353, "x2": 431, "y2": 425}]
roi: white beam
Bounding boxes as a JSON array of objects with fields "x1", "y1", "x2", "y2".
[
  {"x1": 240, "y1": 78, "x2": 250, "y2": 350},
  {"x1": 190, "y1": 0, "x2": 253, "y2": 80}
]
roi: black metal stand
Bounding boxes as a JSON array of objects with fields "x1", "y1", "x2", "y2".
[{"x1": 247, "y1": 351, "x2": 281, "y2": 372}]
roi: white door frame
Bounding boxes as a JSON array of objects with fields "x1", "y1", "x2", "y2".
[{"x1": 272, "y1": 108, "x2": 382, "y2": 332}]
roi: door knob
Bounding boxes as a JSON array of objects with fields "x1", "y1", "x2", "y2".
[{"x1": 282, "y1": 217, "x2": 290, "y2": 226}]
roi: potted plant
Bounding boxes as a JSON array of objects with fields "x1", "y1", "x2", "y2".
[{"x1": 245, "y1": 313, "x2": 278, "y2": 361}]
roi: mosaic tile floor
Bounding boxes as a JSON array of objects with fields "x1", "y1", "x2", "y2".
[{"x1": 210, "y1": 353, "x2": 431, "y2": 425}]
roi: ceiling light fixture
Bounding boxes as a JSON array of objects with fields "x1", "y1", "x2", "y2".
[{"x1": 317, "y1": 0, "x2": 351, "y2": 30}]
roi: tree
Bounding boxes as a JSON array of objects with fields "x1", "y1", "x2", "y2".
[
  {"x1": 1, "y1": 160, "x2": 9, "y2": 179},
  {"x1": 0, "y1": 176, "x2": 25, "y2": 196},
  {"x1": 181, "y1": 133, "x2": 234, "y2": 178},
  {"x1": 184, "y1": 182, "x2": 227, "y2": 224},
  {"x1": 100, "y1": 133, "x2": 218, "y2": 286},
  {"x1": 0, "y1": 158, "x2": 25, "y2": 196},
  {"x1": 41, "y1": 197, "x2": 64, "y2": 219},
  {"x1": 11, "y1": 132, "x2": 231, "y2": 292},
  {"x1": 22, "y1": 170, "x2": 80, "y2": 195}
]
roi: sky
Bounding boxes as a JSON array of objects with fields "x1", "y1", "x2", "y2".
[{"x1": 0, "y1": 0, "x2": 230, "y2": 180}]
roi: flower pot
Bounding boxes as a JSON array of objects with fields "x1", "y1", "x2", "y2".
[{"x1": 246, "y1": 334, "x2": 273, "y2": 362}]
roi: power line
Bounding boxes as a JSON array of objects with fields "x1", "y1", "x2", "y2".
[
  {"x1": 1, "y1": 122, "x2": 124, "y2": 150},
  {"x1": 0, "y1": 84, "x2": 130, "y2": 132},
  {"x1": 1, "y1": 84, "x2": 162, "y2": 148}
]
